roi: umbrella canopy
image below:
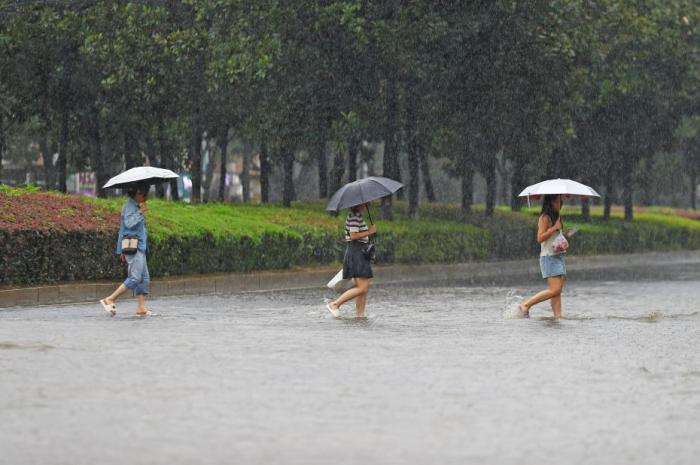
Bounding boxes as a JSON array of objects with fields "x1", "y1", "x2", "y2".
[
  {"x1": 103, "y1": 166, "x2": 179, "y2": 189},
  {"x1": 326, "y1": 176, "x2": 403, "y2": 212},
  {"x1": 518, "y1": 179, "x2": 600, "y2": 200}
]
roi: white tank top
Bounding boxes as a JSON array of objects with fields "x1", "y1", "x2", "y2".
[{"x1": 541, "y1": 229, "x2": 560, "y2": 256}]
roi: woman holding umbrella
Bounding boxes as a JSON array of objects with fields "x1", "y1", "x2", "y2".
[
  {"x1": 98, "y1": 167, "x2": 178, "y2": 317},
  {"x1": 517, "y1": 179, "x2": 599, "y2": 318},
  {"x1": 100, "y1": 181, "x2": 152, "y2": 317},
  {"x1": 326, "y1": 203, "x2": 376, "y2": 318},
  {"x1": 325, "y1": 176, "x2": 403, "y2": 318}
]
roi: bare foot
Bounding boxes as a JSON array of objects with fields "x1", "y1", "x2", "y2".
[
  {"x1": 325, "y1": 302, "x2": 340, "y2": 318},
  {"x1": 518, "y1": 304, "x2": 530, "y2": 318}
]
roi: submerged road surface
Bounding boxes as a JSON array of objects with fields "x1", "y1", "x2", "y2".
[{"x1": 1, "y1": 268, "x2": 699, "y2": 465}]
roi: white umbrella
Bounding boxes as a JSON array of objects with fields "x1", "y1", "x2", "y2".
[
  {"x1": 518, "y1": 178, "x2": 600, "y2": 202},
  {"x1": 103, "y1": 166, "x2": 179, "y2": 189}
]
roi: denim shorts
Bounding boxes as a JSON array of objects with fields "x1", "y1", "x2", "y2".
[
  {"x1": 540, "y1": 254, "x2": 566, "y2": 279},
  {"x1": 123, "y1": 251, "x2": 150, "y2": 295}
]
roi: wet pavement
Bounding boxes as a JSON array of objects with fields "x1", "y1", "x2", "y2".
[{"x1": 1, "y1": 268, "x2": 699, "y2": 465}]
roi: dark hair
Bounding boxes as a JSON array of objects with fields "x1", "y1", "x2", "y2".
[
  {"x1": 541, "y1": 194, "x2": 562, "y2": 226},
  {"x1": 126, "y1": 182, "x2": 150, "y2": 198},
  {"x1": 350, "y1": 204, "x2": 364, "y2": 214}
]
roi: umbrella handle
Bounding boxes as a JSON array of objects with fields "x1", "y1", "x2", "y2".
[{"x1": 365, "y1": 204, "x2": 376, "y2": 246}]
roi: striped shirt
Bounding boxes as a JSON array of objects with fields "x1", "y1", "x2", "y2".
[{"x1": 344, "y1": 210, "x2": 369, "y2": 243}]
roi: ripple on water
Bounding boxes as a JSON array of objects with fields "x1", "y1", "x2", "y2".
[{"x1": 0, "y1": 341, "x2": 55, "y2": 351}]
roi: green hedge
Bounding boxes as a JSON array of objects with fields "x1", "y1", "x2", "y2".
[
  {"x1": 3, "y1": 188, "x2": 700, "y2": 286},
  {"x1": 0, "y1": 229, "x2": 122, "y2": 284}
]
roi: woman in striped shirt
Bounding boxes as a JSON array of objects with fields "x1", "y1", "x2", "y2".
[{"x1": 326, "y1": 203, "x2": 376, "y2": 318}]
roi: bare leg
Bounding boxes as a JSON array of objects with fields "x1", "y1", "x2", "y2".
[
  {"x1": 103, "y1": 284, "x2": 129, "y2": 305},
  {"x1": 135, "y1": 294, "x2": 147, "y2": 315},
  {"x1": 355, "y1": 291, "x2": 368, "y2": 318},
  {"x1": 550, "y1": 277, "x2": 564, "y2": 318},
  {"x1": 331, "y1": 278, "x2": 369, "y2": 311},
  {"x1": 520, "y1": 276, "x2": 563, "y2": 316},
  {"x1": 550, "y1": 294, "x2": 562, "y2": 318}
]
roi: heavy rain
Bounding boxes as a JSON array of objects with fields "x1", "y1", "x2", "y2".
[{"x1": 1, "y1": 2, "x2": 699, "y2": 464}]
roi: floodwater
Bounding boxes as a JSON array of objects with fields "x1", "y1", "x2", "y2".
[{"x1": 1, "y1": 268, "x2": 699, "y2": 465}]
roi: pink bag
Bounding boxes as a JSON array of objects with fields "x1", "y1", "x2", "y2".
[{"x1": 552, "y1": 233, "x2": 569, "y2": 253}]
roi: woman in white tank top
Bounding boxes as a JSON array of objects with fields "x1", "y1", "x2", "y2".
[{"x1": 518, "y1": 194, "x2": 575, "y2": 318}]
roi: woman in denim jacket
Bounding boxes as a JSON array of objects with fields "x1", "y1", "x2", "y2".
[{"x1": 100, "y1": 182, "x2": 151, "y2": 317}]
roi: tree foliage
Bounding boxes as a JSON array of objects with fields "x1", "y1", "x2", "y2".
[{"x1": 0, "y1": 0, "x2": 698, "y2": 220}]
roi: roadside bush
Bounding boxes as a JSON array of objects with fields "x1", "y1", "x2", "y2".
[
  {"x1": 0, "y1": 229, "x2": 122, "y2": 284},
  {"x1": 3, "y1": 188, "x2": 700, "y2": 286}
]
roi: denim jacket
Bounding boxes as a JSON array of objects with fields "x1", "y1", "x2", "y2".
[{"x1": 116, "y1": 197, "x2": 148, "y2": 254}]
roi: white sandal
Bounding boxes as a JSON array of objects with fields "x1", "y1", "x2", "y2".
[
  {"x1": 100, "y1": 299, "x2": 117, "y2": 316},
  {"x1": 325, "y1": 303, "x2": 340, "y2": 318}
]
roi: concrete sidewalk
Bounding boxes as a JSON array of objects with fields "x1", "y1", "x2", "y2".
[{"x1": 2, "y1": 250, "x2": 699, "y2": 309}]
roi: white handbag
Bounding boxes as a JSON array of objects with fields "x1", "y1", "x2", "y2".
[
  {"x1": 121, "y1": 236, "x2": 139, "y2": 255},
  {"x1": 326, "y1": 268, "x2": 355, "y2": 293}
]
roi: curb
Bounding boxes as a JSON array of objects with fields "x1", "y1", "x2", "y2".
[{"x1": 2, "y1": 251, "x2": 699, "y2": 309}]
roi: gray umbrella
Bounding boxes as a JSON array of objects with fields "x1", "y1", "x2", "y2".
[{"x1": 325, "y1": 176, "x2": 404, "y2": 212}]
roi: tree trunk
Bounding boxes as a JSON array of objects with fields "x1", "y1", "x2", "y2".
[
  {"x1": 395, "y1": 162, "x2": 404, "y2": 200},
  {"x1": 496, "y1": 152, "x2": 509, "y2": 205},
  {"x1": 144, "y1": 127, "x2": 164, "y2": 198},
  {"x1": 603, "y1": 175, "x2": 614, "y2": 221},
  {"x1": 622, "y1": 164, "x2": 634, "y2": 221},
  {"x1": 123, "y1": 129, "x2": 140, "y2": 169},
  {"x1": 407, "y1": 144, "x2": 420, "y2": 218},
  {"x1": 149, "y1": 137, "x2": 166, "y2": 198},
  {"x1": 90, "y1": 109, "x2": 108, "y2": 198},
  {"x1": 0, "y1": 114, "x2": 4, "y2": 185},
  {"x1": 158, "y1": 117, "x2": 178, "y2": 201},
  {"x1": 315, "y1": 137, "x2": 328, "y2": 198},
  {"x1": 381, "y1": 196, "x2": 394, "y2": 221},
  {"x1": 57, "y1": 108, "x2": 69, "y2": 193},
  {"x1": 483, "y1": 155, "x2": 497, "y2": 217},
  {"x1": 690, "y1": 168, "x2": 697, "y2": 210},
  {"x1": 49, "y1": 136, "x2": 59, "y2": 190},
  {"x1": 419, "y1": 147, "x2": 436, "y2": 202},
  {"x1": 260, "y1": 142, "x2": 270, "y2": 203},
  {"x1": 347, "y1": 137, "x2": 358, "y2": 183},
  {"x1": 405, "y1": 84, "x2": 419, "y2": 218},
  {"x1": 330, "y1": 147, "x2": 345, "y2": 195},
  {"x1": 39, "y1": 135, "x2": 53, "y2": 190},
  {"x1": 383, "y1": 79, "x2": 399, "y2": 218},
  {"x1": 461, "y1": 151, "x2": 474, "y2": 220},
  {"x1": 218, "y1": 135, "x2": 229, "y2": 202},
  {"x1": 190, "y1": 117, "x2": 202, "y2": 203},
  {"x1": 282, "y1": 147, "x2": 295, "y2": 207},
  {"x1": 510, "y1": 156, "x2": 526, "y2": 211},
  {"x1": 202, "y1": 138, "x2": 216, "y2": 203},
  {"x1": 242, "y1": 143, "x2": 252, "y2": 203},
  {"x1": 639, "y1": 158, "x2": 654, "y2": 206},
  {"x1": 581, "y1": 198, "x2": 591, "y2": 222}
]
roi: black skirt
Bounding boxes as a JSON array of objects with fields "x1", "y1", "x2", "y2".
[{"x1": 342, "y1": 241, "x2": 373, "y2": 279}]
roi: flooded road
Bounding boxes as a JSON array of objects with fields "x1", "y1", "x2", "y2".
[{"x1": 1, "y1": 269, "x2": 699, "y2": 465}]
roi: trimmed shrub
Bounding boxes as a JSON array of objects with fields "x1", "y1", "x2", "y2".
[{"x1": 3, "y1": 189, "x2": 700, "y2": 286}]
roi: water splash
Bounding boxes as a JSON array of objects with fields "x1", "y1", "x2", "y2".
[{"x1": 503, "y1": 290, "x2": 526, "y2": 319}]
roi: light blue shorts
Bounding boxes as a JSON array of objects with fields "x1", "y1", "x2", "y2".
[
  {"x1": 123, "y1": 251, "x2": 150, "y2": 295},
  {"x1": 540, "y1": 254, "x2": 566, "y2": 279}
]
